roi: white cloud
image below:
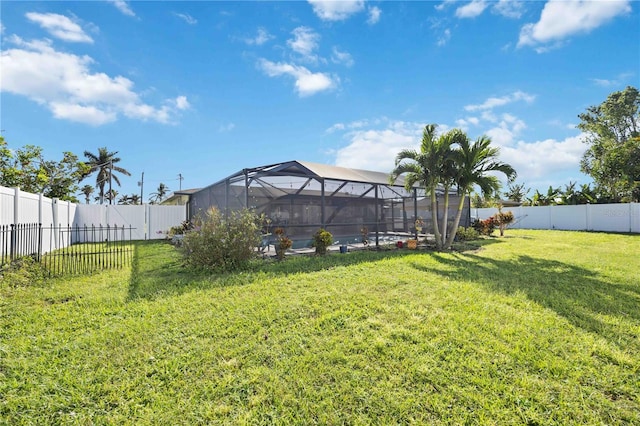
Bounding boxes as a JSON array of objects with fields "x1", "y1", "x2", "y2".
[
  {"x1": 287, "y1": 27, "x2": 320, "y2": 60},
  {"x1": 485, "y1": 114, "x2": 527, "y2": 147},
  {"x1": 109, "y1": 0, "x2": 136, "y2": 17},
  {"x1": 331, "y1": 47, "x2": 354, "y2": 67},
  {"x1": 492, "y1": 0, "x2": 525, "y2": 19},
  {"x1": 590, "y1": 72, "x2": 634, "y2": 87},
  {"x1": 465, "y1": 91, "x2": 536, "y2": 112},
  {"x1": 499, "y1": 134, "x2": 586, "y2": 180},
  {"x1": 258, "y1": 59, "x2": 337, "y2": 97},
  {"x1": 437, "y1": 28, "x2": 451, "y2": 46},
  {"x1": 518, "y1": 0, "x2": 631, "y2": 50},
  {"x1": 455, "y1": 116, "x2": 480, "y2": 130},
  {"x1": 218, "y1": 123, "x2": 235, "y2": 132},
  {"x1": 308, "y1": 0, "x2": 365, "y2": 21},
  {"x1": 1, "y1": 36, "x2": 187, "y2": 125},
  {"x1": 174, "y1": 95, "x2": 190, "y2": 110},
  {"x1": 25, "y1": 12, "x2": 93, "y2": 43},
  {"x1": 435, "y1": 0, "x2": 457, "y2": 12},
  {"x1": 50, "y1": 102, "x2": 117, "y2": 126},
  {"x1": 174, "y1": 13, "x2": 197, "y2": 25},
  {"x1": 367, "y1": 6, "x2": 381, "y2": 25},
  {"x1": 334, "y1": 122, "x2": 425, "y2": 171},
  {"x1": 244, "y1": 27, "x2": 274, "y2": 46},
  {"x1": 456, "y1": 1, "x2": 488, "y2": 19}
]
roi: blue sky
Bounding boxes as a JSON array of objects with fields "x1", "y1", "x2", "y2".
[{"x1": 1, "y1": 0, "x2": 638, "y2": 201}]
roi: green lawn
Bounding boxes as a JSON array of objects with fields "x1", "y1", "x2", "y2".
[{"x1": 1, "y1": 230, "x2": 639, "y2": 424}]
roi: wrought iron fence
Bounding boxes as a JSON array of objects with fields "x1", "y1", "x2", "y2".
[{"x1": 1, "y1": 223, "x2": 134, "y2": 276}]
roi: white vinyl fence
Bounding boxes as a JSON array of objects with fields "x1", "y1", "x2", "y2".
[
  {"x1": 473, "y1": 203, "x2": 640, "y2": 234},
  {"x1": 1, "y1": 186, "x2": 186, "y2": 255}
]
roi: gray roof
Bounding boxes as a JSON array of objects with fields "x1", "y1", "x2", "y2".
[{"x1": 271, "y1": 160, "x2": 408, "y2": 186}]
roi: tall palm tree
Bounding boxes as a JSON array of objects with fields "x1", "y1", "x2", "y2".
[
  {"x1": 79, "y1": 184, "x2": 94, "y2": 204},
  {"x1": 445, "y1": 134, "x2": 516, "y2": 248},
  {"x1": 390, "y1": 124, "x2": 455, "y2": 250},
  {"x1": 150, "y1": 183, "x2": 169, "y2": 204},
  {"x1": 83, "y1": 147, "x2": 131, "y2": 204}
]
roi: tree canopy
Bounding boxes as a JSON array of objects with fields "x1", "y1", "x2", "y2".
[
  {"x1": 578, "y1": 86, "x2": 640, "y2": 202},
  {"x1": 0, "y1": 136, "x2": 89, "y2": 202}
]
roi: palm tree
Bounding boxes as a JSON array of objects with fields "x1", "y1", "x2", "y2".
[
  {"x1": 149, "y1": 183, "x2": 169, "y2": 204},
  {"x1": 390, "y1": 124, "x2": 454, "y2": 250},
  {"x1": 445, "y1": 134, "x2": 516, "y2": 248},
  {"x1": 83, "y1": 147, "x2": 131, "y2": 204},
  {"x1": 104, "y1": 189, "x2": 118, "y2": 204},
  {"x1": 504, "y1": 182, "x2": 529, "y2": 203},
  {"x1": 128, "y1": 194, "x2": 141, "y2": 205},
  {"x1": 118, "y1": 193, "x2": 142, "y2": 205},
  {"x1": 79, "y1": 184, "x2": 94, "y2": 204},
  {"x1": 117, "y1": 194, "x2": 130, "y2": 205}
]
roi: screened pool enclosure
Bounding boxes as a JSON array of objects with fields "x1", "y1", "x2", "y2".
[{"x1": 188, "y1": 161, "x2": 470, "y2": 248}]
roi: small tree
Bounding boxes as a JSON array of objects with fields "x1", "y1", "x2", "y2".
[
  {"x1": 312, "y1": 229, "x2": 333, "y2": 255},
  {"x1": 273, "y1": 227, "x2": 293, "y2": 260},
  {"x1": 494, "y1": 208, "x2": 515, "y2": 237}
]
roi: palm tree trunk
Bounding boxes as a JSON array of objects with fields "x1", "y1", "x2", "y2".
[
  {"x1": 444, "y1": 192, "x2": 467, "y2": 249},
  {"x1": 441, "y1": 184, "x2": 450, "y2": 247},
  {"x1": 430, "y1": 189, "x2": 442, "y2": 250}
]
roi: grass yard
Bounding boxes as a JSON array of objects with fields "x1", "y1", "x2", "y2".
[{"x1": 1, "y1": 230, "x2": 639, "y2": 424}]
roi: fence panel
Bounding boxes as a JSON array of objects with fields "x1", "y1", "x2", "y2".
[
  {"x1": 0, "y1": 187, "x2": 15, "y2": 224},
  {"x1": 589, "y1": 204, "x2": 636, "y2": 233},
  {"x1": 474, "y1": 203, "x2": 639, "y2": 233},
  {"x1": 551, "y1": 205, "x2": 587, "y2": 230},
  {"x1": 148, "y1": 205, "x2": 187, "y2": 239},
  {"x1": 18, "y1": 191, "x2": 40, "y2": 223}
]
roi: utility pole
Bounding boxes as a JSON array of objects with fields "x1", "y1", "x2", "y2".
[
  {"x1": 178, "y1": 173, "x2": 183, "y2": 191},
  {"x1": 108, "y1": 160, "x2": 113, "y2": 205},
  {"x1": 138, "y1": 172, "x2": 144, "y2": 204}
]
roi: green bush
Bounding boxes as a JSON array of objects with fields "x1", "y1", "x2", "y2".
[
  {"x1": 181, "y1": 208, "x2": 262, "y2": 271},
  {"x1": 168, "y1": 220, "x2": 194, "y2": 237},
  {"x1": 0, "y1": 256, "x2": 47, "y2": 287},
  {"x1": 472, "y1": 217, "x2": 497, "y2": 236},
  {"x1": 312, "y1": 228, "x2": 333, "y2": 255},
  {"x1": 455, "y1": 226, "x2": 480, "y2": 241}
]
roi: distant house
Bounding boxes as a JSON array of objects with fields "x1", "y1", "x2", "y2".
[
  {"x1": 185, "y1": 160, "x2": 470, "y2": 248},
  {"x1": 160, "y1": 188, "x2": 200, "y2": 218}
]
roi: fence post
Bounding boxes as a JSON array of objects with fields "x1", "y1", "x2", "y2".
[
  {"x1": 52, "y1": 198, "x2": 59, "y2": 249},
  {"x1": 10, "y1": 224, "x2": 15, "y2": 260},
  {"x1": 13, "y1": 187, "x2": 20, "y2": 224}
]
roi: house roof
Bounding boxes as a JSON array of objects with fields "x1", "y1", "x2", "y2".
[
  {"x1": 160, "y1": 188, "x2": 201, "y2": 205},
  {"x1": 221, "y1": 160, "x2": 415, "y2": 187}
]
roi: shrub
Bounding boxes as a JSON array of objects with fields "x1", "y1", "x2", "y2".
[
  {"x1": 312, "y1": 228, "x2": 333, "y2": 255},
  {"x1": 273, "y1": 227, "x2": 293, "y2": 260},
  {"x1": 168, "y1": 220, "x2": 193, "y2": 237},
  {"x1": 472, "y1": 217, "x2": 497, "y2": 236},
  {"x1": 0, "y1": 256, "x2": 47, "y2": 288},
  {"x1": 455, "y1": 226, "x2": 480, "y2": 241},
  {"x1": 180, "y1": 208, "x2": 262, "y2": 271},
  {"x1": 494, "y1": 210, "x2": 515, "y2": 236}
]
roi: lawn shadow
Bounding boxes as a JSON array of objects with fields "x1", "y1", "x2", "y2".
[{"x1": 415, "y1": 252, "x2": 640, "y2": 352}]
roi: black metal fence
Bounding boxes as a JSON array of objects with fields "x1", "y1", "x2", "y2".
[{"x1": 1, "y1": 223, "x2": 134, "y2": 276}]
